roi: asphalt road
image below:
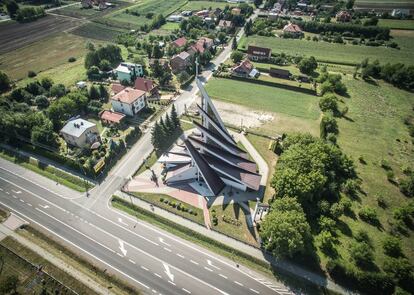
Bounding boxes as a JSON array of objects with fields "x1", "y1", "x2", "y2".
[{"x1": 0, "y1": 160, "x2": 292, "y2": 295}]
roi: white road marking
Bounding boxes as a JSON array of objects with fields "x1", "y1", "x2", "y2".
[
  {"x1": 119, "y1": 239, "x2": 127, "y2": 256},
  {"x1": 234, "y1": 281, "x2": 243, "y2": 286},
  {"x1": 5, "y1": 191, "x2": 9, "y2": 194},
  {"x1": 12, "y1": 194, "x2": 16, "y2": 198},
  {"x1": 159, "y1": 237, "x2": 171, "y2": 247},
  {"x1": 168, "y1": 281, "x2": 176, "y2": 286},
  {"x1": 152, "y1": 290, "x2": 156, "y2": 293},
  {"x1": 19, "y1": 199, "x2": 24, "y2": 203},
  {"x1": 182, "y1": 288, "x2": 191, "y2": 294},
  {"x1": 117, "y1": 217, "x2": 128, "y2": 226},
  {"x1": 219, "y1": 274, "x2": 228, "y2": 279},
  {"x1": 207, "y1": 259, "x2": 221, "y2": 270},
  {"x1": 141, "y1": 266, "x2": 149, "y2": 271},
  {"x1": 163, "y1": 247, "x2": 172, "y2": 252},
  {"x1": 27, "y1": 203, "x2": 32, "y2": 207},
  {"x1": 0, "y1": 203, "x2": 150, "y2": 290},
  {"x1": 0, "y1": 188, "x2": 3, "y2": 191},
  {"x1": 154, "y1": 273, "x2": 162, "y2": 278},
  {"x1": 176, "y1": 253, "x2": 185, "y2": 259},
  {"x1": 116, "y1": 252, "x2": 123, "y2": 257},
  {"x1": 250, "y1": 288, "x2": 260, "y2": 294},
  {"x1": 128, "y1": 259, "x2": 136, "y2": 264},
  {"x1": 12, "y1": 190, "x2": 21, "y2": 194},
  {"x1": 190, "y1": 260, "x2": 199, "y2": 265},
  {"x1": 163, "y1": 262, "x2": 174, "y2": 282},
  {"x1": 204, "y1": 267, "x2": 213, "y2": 272}
]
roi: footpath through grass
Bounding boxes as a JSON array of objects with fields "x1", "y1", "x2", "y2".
[
  {"x1": 0, "y1": 148, "x2": 91, "y2": 192},
  {"x1": 18, "y1": 225, "x2": 141, "y2": 295}
]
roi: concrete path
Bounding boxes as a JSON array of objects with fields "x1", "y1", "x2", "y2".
[{"x1": 0, "y1": 215, "x2": 113, "y2": 295}]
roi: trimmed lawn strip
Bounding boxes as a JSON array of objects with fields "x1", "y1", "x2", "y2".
[
  {"x1": 128, "y1": 192, "x2": 204, "y2": 225},
  {"x1": 0, "y1": 236, "x2": 98, "y2": 295},
  {"x1": 111, "y1": 196, "x2": 329, "y2": 294},
  {"x1": 134, "y1": 150, "x2": 157, "y2": 176},
  {"x1": 0, "y1": 148, "x2": 90, "y2": 192},
  {"x1": 18, "y1": 226, "x2": 141, "y2": 295}
]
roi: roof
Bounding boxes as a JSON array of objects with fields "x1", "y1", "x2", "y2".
[
  {"x1": 172, "y1": 37, "x2": 187, "y2": 47},
  {"x1": 111, "y1": 83, "x2": 126, "y2": 94},
  {"x1": 115, "y1": 64, "x2": 131, "y2": 74},
  {"x1": 175, "y1": 51, "x2": 190, "y2": 60},
  {"x1": 111, "y1": 87, "x2": 145, "y2": 104},
  {"x1": 61, "y1": 118, "x2": 96, "y2": 138},
  {"x1": 336, "y1": 10, "x2": 351, "y2": 18},
  {"x1": 270, "y1": 67, "x2": 291, "y2": 76},
  {"x1": 191, "y1": 37, "x2": 213, "y2": 54},
  {"x1": 134, "y1": 77, "x2": 156, "y2": 92},
  {"x1": 188, "y1": 136, "x2": 257, "y2": 173},
  {"x1": 233, "y1": 59, "x2": 254, "y2": 74},
  {"x1": 100, "y1": 110, "x2": 126, "y2": 124},
  {"x1": 283, "y1": 23, "x2": 302, "y2": 33},
  {"x1": 247, "y1": 45, "x2": 271, "y2": 57},
  {"x1": 184, "y1": 140, "x2": 225, "y2": 195},
  {"x1": 218, "y1": 20, "x2": 232, "y2": 27}
]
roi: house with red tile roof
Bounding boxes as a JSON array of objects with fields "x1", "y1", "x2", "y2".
[
  {"x1": 171, "y1": 37, "x2": 187, "y2": 48},
  {"x1": 134, "y1": 77, "x2": 159, "y2": 99},
  {"x1": 111, "y1": 87, "x2": 146, "y2": 116},
  {"x1": 111, "y1": 83, "x2": 126, "y2": 95},
  {"x1": 282, "y1": 23, "x2": 304, "y2": 37},
  {"x1": 190, "y1": 37, "x2": 214, "y2": 54},
  {"x1": 170, "y1": 51, "x2": 191, "y2": 73},
  {"x1": 336, "y1": 10, "x2": 352, "y2": 22},
  {"x1": 99, "y1": 110, "x2": 126, "y2": 126},
  {"x1": 232, "y1": 59, "x2": 260, "y2": 78}
]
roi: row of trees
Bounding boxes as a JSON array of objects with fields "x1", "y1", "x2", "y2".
[
  {"x1": 5, "y1": 0, "x2": 46, "y2": 22},
  {"x1": 151, "y1": 104, "x2": 181, "y2": 151},
  {"x1": 84, "y1": 43, "x2": 123, "y2": 71}
]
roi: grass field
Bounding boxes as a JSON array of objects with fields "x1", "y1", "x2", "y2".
[
  {"x1": 160, "y1": 22, "x2": 180, "y2": 31},
  {"x1": 71, "y1": 22, "x2": 128, "y2": 41},
  {"x1": 0, "y1": 33, "x2": 90, "y2": 82},
  {"x1": 54, "y1": 1, "x2": 131, "y2": 19},
  {"x1": 378, "y1": 19, "x2": 414, "y2": 30},
  {"x1": 179, "y1": 0, "x2": 235, "y2": 11},
  {"x1": 102, "y1": 0, "x2": 186, "y2": 29},
  {"x1": 205, "y1": 78, "x2": 320, "y2": 120},
  {"x1": 239, "y1": 34, "x2": 414, "y2": 65}
]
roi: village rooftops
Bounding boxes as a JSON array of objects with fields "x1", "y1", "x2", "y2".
[
  {"x1": 172, "y1": 37, "x2": 187, "y2": 47},
  {"x1": 177, "y1": 51, "x2": 190, "y2": 60},
  {"x1": 283, "y1": 23, "x2": 302, "y2": 33},
  {"x1": 111, "y1": 87, "x2": 145, "y2": 104},
  {"x1": 134, "y1": 77, "x2": 156, "y2": 92},
  {"x1": 111, "y1": 83, "x2": 126, "y2": 94},
  {"x1": 247, "y1": 45, "x2": 272, "y2": 58},
  {"x1": 61, "y1": 118, "x2": 96, "y2": 138},
  {"x1": 99, "y1": 110, "x2": 125, "y2": 124}
]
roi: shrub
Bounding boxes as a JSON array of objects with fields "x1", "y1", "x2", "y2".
[
  {"x1": 359, "y1": 206, "x2": 379, "y2": 225},
  {"x1": 319, "y1": 93, "x2": 338, "y2": 113},
  {"x1": 399, "y1": 173, "x2": 414, "y2": 197},
  {"x1": 341, "y1": 179, "x2": 359, "y2": 196},
  {"x1": 383, "y1": 235, "x2": 402, "y2": 257},
  {"x1": 68, "y1": 57, "x2": 76, "y2": 62},
  {"x1": 386, "y1": 170, "x2": 395, "y2": 182},
  {"x1": 377, "y1": 195, "x2": 387, "y2": 208},
  {"x1": 354, "y1": 229, "x2": 371, "y2": 245},
  {"x1": 381, "y1": 159, "x2": 392, "y2": 170},
  {"x1": 330, "y1": 202, "x2": 344, "y2": 219},
  {"x1": 383, "y1": 257, "x2": 413, "y2": 284},
  {"x1": 27, "y1": 70, "x2": 37, "y2": 78},
  {"x1": 160, "y1": 197, "x2": 164, "y2": 202},
  {"x1": 340, "y1": 198, "x2": 352, "y2": 214},
  {"x1": 316, "y1": 230, "x2": 336, "y2": 253},
  {"x1": 318, "y1": 216, "x2": 336, "y2": 233},
  {"x1": 350, "y1": 241, "x2": 374, "y2": 268}
]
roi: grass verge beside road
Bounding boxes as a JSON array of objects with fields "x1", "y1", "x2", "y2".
[
  {"x1": 0, "y1": 147, "x2": 91, "y2": 192},
  {"x1": 18, "y1": 225, "x2": 141, "y2": 295},
  {"x1": 0, "y1": 236, "x2": 98, "y2": 295}
]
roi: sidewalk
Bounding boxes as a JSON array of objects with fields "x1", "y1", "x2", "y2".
[
  {"x1": 0, "y1": 216, "x2": 113, "y2": 295},
  {"x1": 116, "y1": 191, "x2": 350, "y2": 295}
]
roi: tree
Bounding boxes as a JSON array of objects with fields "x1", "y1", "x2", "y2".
[
  {"x1": 159, "y1": 116, "x2": 168, "y2": 134},
  {"x1": 49, "y1": 83, "x2": 66, "y2": 98},
  {"x1": 88, "y1": 85, "x2": 100, "y2": 100},
  {"x1": 383, "y1": 236, "x2": 402, "y2": 257},
  {"x1": 0, "y1": 275, "x2": 19, "y2": 294},
  {"x1": 244, "y1": 19, "x2": 253, "y2": 36},
  {"x1": 40, "y1": 77, "x2": 53, "y2": 90},
  {"x1": 231, "y1": 51, "x2": 244, "y2": 63},
  {"x1": 0, "y1": 71, "x2": 11, "y2": 93},
  {"x1": 217, "y1": 32, "x2": 226, "y2": 45},
  {"x1": 319, "y1": 93, "x2": 338, "y2": 114},
  {"x1": 350, "y1": 241, "x2": 374, "y2": 268},
  {"x1": 177, "y1": 71, "x2": 190, "y2": 84},
  {"x1": 30, "y1": 112, "x2": 58, "y2": 147},
  {"x1": 99, "y1": 84, "x2": 109, "y2": 101},
  {"x1": 99, "y1": 59, "x2": 111, "y2": 71},
  {"x1": 260, "y1": 197, "x2": 310, "y2": 257},
  {"x1": 6, "y1": 0, "x2": 19, "y2": 18},
  {"x1": 298, "y1": 56, "x2": 318, "y2": 75},
  {"x1": 87, "y1": 66, "x2": 100, "y2": 80},
  {"x1": 34, "y1": 95, "x2": 49, "y2": 109},
  {"x1": 383, "y1": 257, "x2": 413, "y2": 285},
  {"x1": 320, "y1": 114, "x2": 338, "y2": 139},
  {"x1": 346, "y1": 0, "x2": 355, "y2": 9},
  {"x1": 170, "y1": 104, "x2": 180, "y2": 128},
  {"x1": 165, "y1": 113, "x2": 174, "y2": 134},
  {"x1": 151, "y1": 121, "x2": 166, "y2": 150},
  {"x1": 316, "y1": 230, "x2": 336, "y2": 253},
  {"x1": 232, "y1": 37, "x2": 237, "y2": 50},
  {"x1": 152, "y1": 44, "x2": 164, "y2": 59}
]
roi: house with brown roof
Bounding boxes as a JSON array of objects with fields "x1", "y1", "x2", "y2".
[
  {"x1": 171, "y1": 37, "x2": 187, "y2": 48},
  {"x1": 232, "y1": 59, "x2": 260, "y2": 78},
  {"x1": 170, "y1": 51, "x2": 191, "y2": 73},
  {"x1": 134, "y1": 77, "x2": 159, "y2": 99},
  {"x1": 269, "y1": 68, "x2": 291, "y2": 79},
  {"x1": 99, "y1": 110, "x2": 126, "y2": 127},
  {"x1": 283, "y1": 23, "x2": 303, "y2": 37},
  {"x1": 336, "y1": 10, "x2": 352, "y2": 22},
  {"x1": 111, "y1": 87, "x2": 146, "y2": 116},
  {"x1": 218, "y1": 20, "x2": 233, "y2": 30},
  {"x1": 111, "y1": 83, "x2": 126, "y2": 95},
  {"x1": 190, "y1": 37, "x2": 214, "y2": 54},
  {"x1": 231, "y1": 7, "x2": 241, "y2": 15},
  {"x1": 247, "y1": 45, "x2": 272, "y2": 61}
]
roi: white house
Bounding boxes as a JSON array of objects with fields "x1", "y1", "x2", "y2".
[
  {"x1": 111, "y1": 87, "x2": 146, "y2": 116},
  {"x1": 167, "y1": 15, "x2": 183, "y2": 22},
  {"x1": 114, "y1": 62, "x2": 143, "y2": 82},
  {"x1": 60, "y1": 118, "x2": 100, "y2": 148}
]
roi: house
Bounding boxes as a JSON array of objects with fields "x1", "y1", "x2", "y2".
[
  {"x1": 171, "y1": 37, "x2": 187, "y2": 48},
  {"x1": 218, "y1": 20, "x2": 233, "y2": 30},
  {"x1": 99, "y1": 110, "x2": 126, "y2": 127},
  {"x1": 269, "y1": 68, "x2": 291, "y2": 79},
  {"x1": 231, "y1": 7, "x2": 241, "y2": 15},
  {"x1": 60, "y1": 118, "x2": 100, "y2": 148},
  {"x1": 190, "y1": 37, "x2": 214, "y2": 54},
  {"x1": 167, "y1": 15, "x2": 183, "y2": 22},
  {"x1": 213, "y1": 8, "x2": 222, "y2": 17},
  {"x1": 170, "y1": 51, "x2": 191, "y2": 73},
  {"x1": 114, "y1": 62, "x2": 143, "y2": 83},
  {"x1": 134, "y1": 77, "x2": 159, "y2": 99},
  {"x1": 76, "y1": 81, "x2": 87, "y2": 89},
  {"x1": 195, "y1": 10, "x2": 210, "y2": 18},
  {"x1": 391, "y1": 9, "x2": 410, "y2": 17},
  {"x1": 111, "y1": 83, "x2": 126, "y2": 95},
  {"x1": 247, "y1": 45, "x2": 272, "y2": 61},
  {"x1": 111, "y1": 87, "x2": 146, "y2": 116},
  {"x1": 283, "y1": 23, "x2": 303, "y2": 37},
  {"x1": 336, "y1": 10, "x2": 352, "y2": 22},
  {"x1": 181, "y1": 10, "x2": 192, "y2": 16},
  {"x1": 232, "y1": 59, "x2": 260, "y2": 78}
]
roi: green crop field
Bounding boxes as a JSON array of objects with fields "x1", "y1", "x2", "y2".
[
  {"x1": 0, "y1": 33, "x2": 92, "y2": 82},
  {"x1": 102, "y1": 0, "x2": 186, "y2": 29},
  {"x1": 378, "y1": 19, "x2": 414, "y2": 30},
  {"x1": 180, "y1": 0, "x2": 235, "y2": 11},
  {"x1": 239, "y1": 34, "x2": 414, "y2": 65},
  {"x1": 205, "y1": 77, "x2": 320, "y2": 120},
  {"x1": 53, "y1": 1, "x2": 131, "y2": 19},
  {"x1": 71, "y1": 22, "x2": 127, "y2": 41}
]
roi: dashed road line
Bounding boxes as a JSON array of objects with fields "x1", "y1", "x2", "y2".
[
  {"x1": 219, "y1": 274, "x2": 228, "y2": 279},
  {"x1": 234, "y1": 281, "x2": 243, "y2": 286},
  {"x1": 116, "y1": 252, "x2": 123, "y2": 257},
  {"x1": 182, "y1": 288, "x2": 191, "y2": 294},
  {"x1": 204, "y1": 267, "x2": 213, "y2": 272},
  {"x1": 176, "y1": 253, "x2": 185, "y2": 258},
  {"x1": 154, "y1": 273, "x2": 162, "y2": 278},
  {"x1": 163, "y1": 247, "x2": 172, "y2": 252},
  {"x1": 27, "y1": 203, "x2": 32, "y2": 207},
  {"x1": 190, "y1": 260, "x2": 199, "y2": 265},
  {"x1": 6, "y1": 191, "x2": 9, "y2": 195},
  {"x1": 168, "y1": 281, "x2": 176, "y2": 286},
  {"x1": 250, "y1": 288, "x2": 260, "y2": 294},
  {"x1": 128, "y1": 259, "x2": 136, "y2": 264},
  {"x1": 152, "y1": 290, "x2": 156, "y2": 293},
  {"x1": 141, "y1": 266, "x2": 149, "y2": 271},
  {"x1": 12, "y1": 195, "x2": 17, "y2": 199},
  {"x1": 19, "y1": 199, "x2": 25, "y2": 203}
]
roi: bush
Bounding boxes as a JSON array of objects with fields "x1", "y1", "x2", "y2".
[
  {"x1": 341, "y1": 179, "x2": 359, "y2": 196},
  {"x1": 383, "y1": 257, "x2": 413, "y2": 284},
  {"x1": 386, "y1": 170, "x2": 395, "y2": 182},
  {"x1": 319, "y1": 93, "x2": 338, "y2": 114},
  {"x1": 350, "y1": 241, "x2": 374, "y2": 268},
  {"x1": 359, "y1": 206, "x2": 379, "y2": 225},
  {"x1": 68, "y1": 57, "x2": 77, "y2": 62},
  {"x1": 377, "y1": 195, "x2": 387, "y2": 208},
  {"x1": 354, "y1": 229, "x2": 371, "y2": 245},
  {"x1": 330, "y1": 202, "x2": 344, "y2": 219},
  {"x1": 27, "y1": 70, "x2": 37, "y2": 78},
  {"x1": 399, "y1": 173, "x2": 414, "y2": 197},
  {"x1": 383, "y1": 236, "x2": 402, "y2": 257}
]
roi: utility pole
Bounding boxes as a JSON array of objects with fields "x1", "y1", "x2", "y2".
[{"x1": 195, "y1": 57, "x2": 199, "y2": 79}]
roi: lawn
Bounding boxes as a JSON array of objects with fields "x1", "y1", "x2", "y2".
[
  {"x1": 205, "y1": 77, "x2": 320, "y2": 120},
  {"x1": 239, "y1": 34, "x2": 414, "y2": 65},
  {"x1": 160, "y1": 21, "x2": 180, "y2": 31},
  {"x1": 53, "y1": 1, "x2": 132, "y2": 19},
  {"x1": 180, "y1": 0, "x2": 236, "y2": 11},
  {"x1": 0, "y1": 33, "x2": 91, "y2": 82},
  {"x1": 102, "y1": 0, "x2": 186, "y2": 29},
  {"x1": 378, "y1": 19, "x2": 414, "y2": 30}
]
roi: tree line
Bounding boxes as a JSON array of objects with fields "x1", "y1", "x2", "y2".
[{"x1": 151, "y1": 104, "x2": 181, "y2": 151}]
